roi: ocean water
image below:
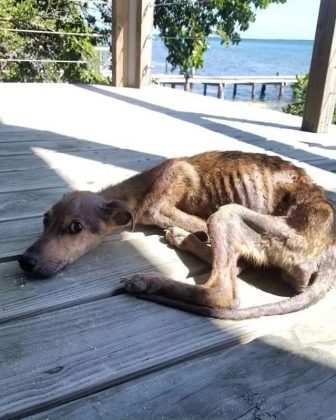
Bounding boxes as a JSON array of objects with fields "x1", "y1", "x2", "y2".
[{"x1": 152, "y1": 37, "x2": 314, "y2": 105}]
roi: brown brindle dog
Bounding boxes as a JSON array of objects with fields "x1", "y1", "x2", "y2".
[{"x1": 19, "y1": 151, "x2": 336, "y2": 319}]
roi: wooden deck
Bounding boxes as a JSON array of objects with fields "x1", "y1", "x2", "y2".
[{"x1": 1, "y1": 83, "x2": 336, "y2": 419}]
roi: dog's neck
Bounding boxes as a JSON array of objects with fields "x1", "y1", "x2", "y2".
[{"x1": 99, "y1": 166, "x2": 160, "y2": 214}]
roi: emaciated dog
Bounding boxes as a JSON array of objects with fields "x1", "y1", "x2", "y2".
[{"x1": 19, "y1": 151, "x2": 336, "y2": 319}]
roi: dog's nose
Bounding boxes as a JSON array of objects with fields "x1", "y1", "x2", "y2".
[{"x1": 18, "y1": 253, "x2": 38, "y2": 273}]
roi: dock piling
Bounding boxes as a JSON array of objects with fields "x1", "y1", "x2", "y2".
[
  {"x1": 279, "y1": 82, "x2": 285, "y2": 97},
  {"x1": 251, "y1": 83, "x2": 255, "y2": 99},
  {"x1": 217, "y1": 83, "x2": 224, "y2": 99},
  {"x1": 233, "y1": 84, "x2": 238, "y2": 97},
  {"x1": 260, "y1": 84, "x2": 266, "y2": 98}
]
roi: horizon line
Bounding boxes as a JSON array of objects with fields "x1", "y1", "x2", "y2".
[
  {"x1": 152, "y1": 34, "x2": 314, "y2": 42},
  {"x1": 240, "y1": 37, "x2": 314, "y2": 42}
]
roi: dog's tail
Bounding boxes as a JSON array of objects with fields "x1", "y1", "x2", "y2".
[{"x1": 137, "y1": 247, "x2": 336, "y2": 320}]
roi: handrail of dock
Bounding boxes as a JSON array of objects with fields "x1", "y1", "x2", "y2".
[{"x1": 151, "y1": 74, "x2": 297, "y2": 99}]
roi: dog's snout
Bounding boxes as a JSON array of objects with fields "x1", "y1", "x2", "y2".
[{"x1": 18, "y1": 252, "x2": 38, "y2": 273}]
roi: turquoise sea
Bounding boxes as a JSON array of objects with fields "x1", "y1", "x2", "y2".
[{"x1": 152, "y1": 37, "x2": 314, "y2": 105}]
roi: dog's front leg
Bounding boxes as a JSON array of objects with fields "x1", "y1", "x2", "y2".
[
  {"x1": 145, "y1": 204, "x2": 208, "y2": 234},
  {"x1": 165, "y1": 226, "x2": 249, "y2": 275}
]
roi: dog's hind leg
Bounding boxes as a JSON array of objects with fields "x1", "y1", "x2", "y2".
[{"x1": 123, "y1": 204, "x2": 309, "y2": 310}]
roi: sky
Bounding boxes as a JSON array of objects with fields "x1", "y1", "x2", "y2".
[{"x1": 243, "y1": 0, "x2": 320, "y2": 40}]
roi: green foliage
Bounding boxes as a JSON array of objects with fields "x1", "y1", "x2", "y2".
[
  {"x1": 154, "y1": 0, "x2": 287, "y2": 76},
  {"x1": 282, "y1": 74, "x2": 308, "y2": 116},
  {"x1": 0, "y1": 0, "x2": 108, "y2": 83},
  {"x1": 283, "y1": 74, "x2": 336, "y2": 124}
]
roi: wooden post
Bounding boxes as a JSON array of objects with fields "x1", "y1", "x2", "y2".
[
  {"x1": 217, "y1": 83, "x2": 224, "y2": 99},
  {"x1": 112, "y1": 0, "x2": 128, "y2": 87},
  {"x1": 203, "y1": 83, "x2": 207, "y2": 96},
  {"x1": 302, "y1": 0, "x2": 336, "y2": 133},
  {"x1": 112, "y1": 0, "x2": 154, "y2": 88}
]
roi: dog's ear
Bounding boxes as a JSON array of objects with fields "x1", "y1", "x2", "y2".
[{"x1": 103, "y1": 200, "x2": 135, "y2": 231}]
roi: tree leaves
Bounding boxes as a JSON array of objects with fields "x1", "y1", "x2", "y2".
[{"x1": 0, "y1": 0, "x2": 108, "y2": 83}]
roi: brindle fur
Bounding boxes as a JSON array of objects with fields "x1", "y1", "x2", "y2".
[{"x1": 19, "y1": 151, "x2": 336, "y2": 319}]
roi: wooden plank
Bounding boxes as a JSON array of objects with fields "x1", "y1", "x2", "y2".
[
  {"x1": 0, "y1": 139, "x2": 112, "y2": 156},
  {"x1": 0, "y1": 167, "x2": 69, "y2": 193},
  {"x1": 0, "y1": 165, "x2": 136, "y2": 193},
  {"x1": 0, "y1": 217, "x2": 43, "y2": 261},
  {"x1": 0, "y1": 295, "x2": 253, "y2": 418},
  {"x1": 302, "y1": 0, "x2": 336, "y2": 133},
  {"x1": 0, "y1": 148, "x2": 164, "y2": 172},
  {"x1": 0, "y1": 130, "x2": 82, "y2": 143},
  {"x1": 0, "y1": 152, "x2": 163, "y2": 193},
  {"x1": 0, "y1": 187, "x2": 68, "y2": 221},
  {"x1": 0, "y1": 234, "x2": 208, "y2": 323},
  {"x1": 0, "y1": 125, "x2": 35, "y2": 134},
  {"x1": 28, "y1": 329, "x2": 336, "y2": 420}
]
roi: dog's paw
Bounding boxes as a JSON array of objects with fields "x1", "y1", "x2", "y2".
[
  {"x1": 165, "y1": 227, "x2": 191, "y2": 248},
  {"x1": 121, "y1": 274, "x2": 148, "y2": 293},
  {"x1": 121, "y1": 273, "x2": 164, "y2": 294}
]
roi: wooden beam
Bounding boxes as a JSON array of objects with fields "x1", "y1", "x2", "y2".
[
  {"x1": 137, "y1": 0, "x2": 155, "y2": 88},
  {"x1": 112, "y1": 0, "x2": 154, "y2": 88},
  {"x1": 111, "y1": 0, "x2": 128, "y2": 87},
  {"x1": 302, "y1": 0, "x2": 336, "y2": 133}
]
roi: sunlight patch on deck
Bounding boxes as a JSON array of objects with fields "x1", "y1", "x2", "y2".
[
  {"x1": 129, "y1": 235, "x2": 203, "y2": 282},
  {"x1": 32, "y1": 147, "x2": 137, "y2": 190}
]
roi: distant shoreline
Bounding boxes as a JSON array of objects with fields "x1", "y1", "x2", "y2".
[
  {"x1": 240, "y1": 38, "x2": 313, "y2": 42},
  {"x1": 152, "y1": 34, "x2": 314, "y2": 42}
]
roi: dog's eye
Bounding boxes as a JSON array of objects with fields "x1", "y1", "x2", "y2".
[{"x1": 69, "y1": 221, "x2": 82, "y2": 234}]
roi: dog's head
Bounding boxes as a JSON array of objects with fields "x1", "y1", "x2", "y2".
[{"x1": 18, "y1": 191, "x2": 134, "y2": 278}]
